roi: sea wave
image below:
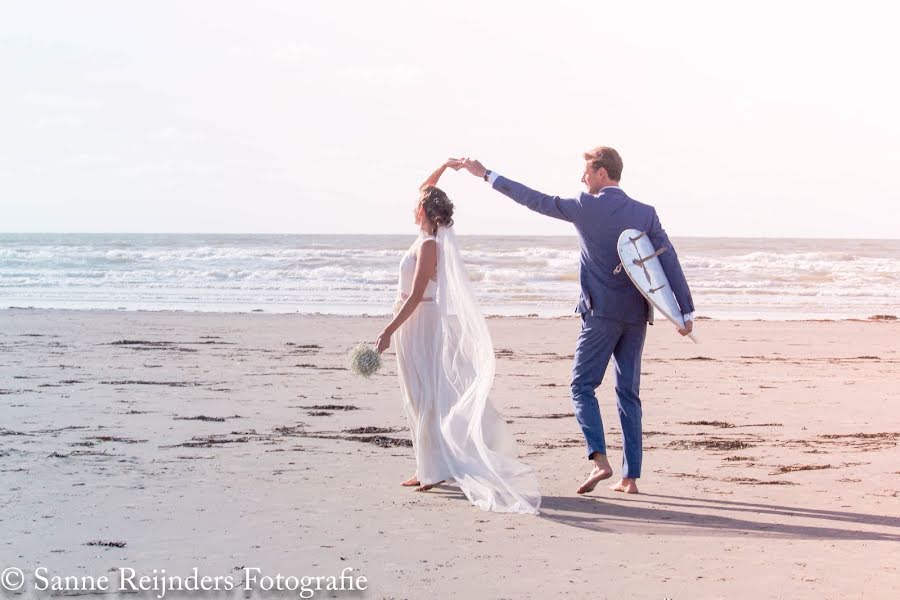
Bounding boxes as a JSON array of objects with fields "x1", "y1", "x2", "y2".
[{"x1": 1, "y1": 234, "x2": 898, "y2": 318}]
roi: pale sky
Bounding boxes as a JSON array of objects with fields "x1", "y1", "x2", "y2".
[{"x1": 2, "y1": 0, "x2": 898, "y2": 238}]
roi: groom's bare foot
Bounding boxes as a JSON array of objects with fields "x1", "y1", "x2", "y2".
[
  {"x1": 401, "y1": 475, "x2": 420, "y2": 487},
  {"x1": 576, "y1": 455, "x2": 614, "y2": 494},
  {"x1": 415, "y1": 480, "x2": 445, "y2": 492},
  {"x1": 609, "y1": 478, "x2": 639, "y2": 494}
]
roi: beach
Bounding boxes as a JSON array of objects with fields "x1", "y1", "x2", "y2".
[{"x1": 1, "y1": 308, "x2": 897, "y2": 599}]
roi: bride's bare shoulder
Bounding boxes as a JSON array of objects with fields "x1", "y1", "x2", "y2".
[
  {"x1": 416, "y1": 235, "x2": 437, "y2": 250},
  {"x1": 417, "y1": 237, "x2": 437, "y2": 253}
]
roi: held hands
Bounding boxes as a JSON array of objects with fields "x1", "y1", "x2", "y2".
[
  {"x1": 677, "y1": 319, "x2": 694, "y2": 337},
  {"x1": 459, "y1": 158, "x2": 488, "y2": 179},
  {"x1": 440, "y1": 157, "x2": 486, "y2": 178}
]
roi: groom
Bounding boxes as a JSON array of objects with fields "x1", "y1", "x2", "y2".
[{"x1": 460, "y1": 148, "x2": 694, "y2": 495}]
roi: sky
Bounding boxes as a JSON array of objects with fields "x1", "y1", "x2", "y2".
[{"x1": 2, "y1": 0, "x2": 898, "y2": 238}]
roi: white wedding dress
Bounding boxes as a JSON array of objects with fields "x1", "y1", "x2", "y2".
[{"x1": 392, "y1": 227, "x2": 541, "y2": 515}]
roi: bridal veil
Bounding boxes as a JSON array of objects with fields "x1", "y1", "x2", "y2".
[{"x1": 434, "y1": 225, "x2": 541, "y2": 515}]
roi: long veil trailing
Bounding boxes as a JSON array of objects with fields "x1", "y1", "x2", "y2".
[{"x1": 435, "y1": 225, "x2": 542, "y2": 514}]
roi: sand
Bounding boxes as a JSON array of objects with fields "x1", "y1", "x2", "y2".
[{"x1": 1, "y1": 309, "x2": 898, "y2": 599}]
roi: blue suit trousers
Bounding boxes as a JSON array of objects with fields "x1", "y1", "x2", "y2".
[{"x1": 570, "y1": 314, "x2": 647, "y2": 478}]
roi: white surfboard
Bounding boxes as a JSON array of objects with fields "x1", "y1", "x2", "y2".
[{"x1": 616, "y1": 229, "x2": 698, "y2": 343}]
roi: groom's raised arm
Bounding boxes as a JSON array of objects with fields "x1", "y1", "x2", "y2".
[
  {"x1": 458, "y1": 158, "x2": 578, "y2": 223},
  {"x1": 488, "y1": 173, "x2": 580, "y2": 223}
]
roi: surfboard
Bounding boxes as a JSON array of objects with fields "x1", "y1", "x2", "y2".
[{"x1": 616, "y1": 229, "x2": 698, "y2": 343}]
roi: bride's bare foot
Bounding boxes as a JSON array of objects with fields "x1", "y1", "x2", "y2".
[
  {"x1": 415, "y1": 480, "x2": 445, "y2": 492},
  {"x1": 576, "y1": 455, "x2": 614, "y2": 494},
  {"x1": 609, "y1": 478, "x2": 639, "y2": 494},
  {"x1": 401, "y1": 475, "x2": 420, "y2": 487}
]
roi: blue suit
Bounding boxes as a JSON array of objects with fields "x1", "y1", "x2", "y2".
[{"x1": 491, "y1": 175, "x2": 694, "y2": 478}]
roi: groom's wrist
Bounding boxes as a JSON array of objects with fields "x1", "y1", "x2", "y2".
[{"x1": 484, "y1": 170, "x2": 500, "y2": 185}]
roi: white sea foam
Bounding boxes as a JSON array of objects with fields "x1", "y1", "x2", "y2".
[{"x1": 0, "y1": 233, "x2": 897, "y2": 319}]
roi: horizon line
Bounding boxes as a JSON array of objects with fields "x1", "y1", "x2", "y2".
[{"x1": 1, "y1": 231, "x2": 899, "y2": 242}]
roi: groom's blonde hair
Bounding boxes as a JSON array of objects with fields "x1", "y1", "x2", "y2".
[{"x1": 584, "y1": 146, "x2": 623, "y2": 181}]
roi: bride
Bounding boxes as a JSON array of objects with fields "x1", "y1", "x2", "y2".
[{"x1": 373, "y1": 159, "x2": 542, "y2": 515}]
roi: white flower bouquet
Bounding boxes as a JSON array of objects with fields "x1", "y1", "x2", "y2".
[{"x1": 347, "y1": 342, "x2": 382, "y2": 378}]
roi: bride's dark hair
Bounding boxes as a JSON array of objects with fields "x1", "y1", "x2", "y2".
[{"x1": 419, "y1": 186, "x2": 454, "y2": 234}]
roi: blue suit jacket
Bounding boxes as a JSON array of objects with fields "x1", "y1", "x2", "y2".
[{"x1": 492, "y1": 175, "x2": 694, "y2": 325}]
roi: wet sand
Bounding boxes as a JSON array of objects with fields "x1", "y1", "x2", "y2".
[{"x1": 1, "y1": 309, "x2": 898, "y2": 599}]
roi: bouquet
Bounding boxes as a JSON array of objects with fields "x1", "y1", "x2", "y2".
[{"x1": 347, "y1": 342, "x2": 382, "y2": 378}]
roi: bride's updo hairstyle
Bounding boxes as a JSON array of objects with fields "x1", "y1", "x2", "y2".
[{"x1": 419, "y1": 186, "x2": 454, "y2": 234}]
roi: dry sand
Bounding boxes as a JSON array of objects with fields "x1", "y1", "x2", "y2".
[{"x1": 1, "y1": 309, "x2": 898, "y2": 599}]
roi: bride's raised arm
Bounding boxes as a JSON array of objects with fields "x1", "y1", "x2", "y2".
[{"x1": 419, "y1": 158, "x2": 464, "y2": 192}]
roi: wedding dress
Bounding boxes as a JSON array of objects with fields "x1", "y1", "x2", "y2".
[{"x1": 392, "y1": 226, "x2": 541, "y2": 515}]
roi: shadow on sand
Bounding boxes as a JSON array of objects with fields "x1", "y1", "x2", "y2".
[{"x1": 537, "y1": 492, "x2": 900, "y2": 541}]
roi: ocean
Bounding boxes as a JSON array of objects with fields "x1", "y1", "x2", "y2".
[{"x1": 0, "y1": 233, "x2": 897, "y2": 320}]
